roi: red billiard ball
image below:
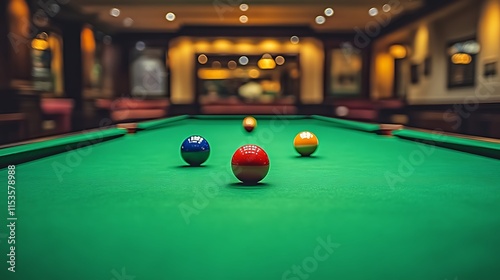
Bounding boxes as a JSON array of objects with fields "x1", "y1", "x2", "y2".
[
  {"x1": 242, "y1": 116, "x2": 257, "y2": 132},
  {"x1": 231, "y1": 144, "x2": 270, "y2": 184}
]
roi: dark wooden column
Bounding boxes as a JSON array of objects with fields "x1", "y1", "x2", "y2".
[
  {"x1": 0, "y1": 0, "x2": 12, "y2": 90},
  {"x1": 113, "y1": 42, "x2": 131, "y2": 98},
  {"x1": 61, "y1": 21, "x2": 84, "y2": 131}
]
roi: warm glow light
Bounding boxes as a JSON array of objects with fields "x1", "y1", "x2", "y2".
[
  {"x1": 479, "y1": 0, "x2": 500, "y2": 59},
  {"x1": 260, "y1": 80, "x2": 281, "y2": 92},
  {"x1": 198, "y1": 54, "x2": 208, "y2": 64},
  {"x1": 234, "y1": 40, "x2": 254, "y2": 53},
  {"x1": 389, "y1": 44, "x2": 407, "y2": 59},
  {"x1": 194, "y1": 40, "x2": 211, "y2": 52},
  {"x1": 382, "y1": 4, "x2": 391, "y2": 12},
  {"x1": 31, "y1": 35, "x2": 49, "y2": 50},
  {"x1": 258, "y1": 54, "x2": 276, "y2": 69},
  {"x1": 212, "y1": 61, "x2": 222, "y2": 68},
  {"x1": 213, "y1": 39, "x2": 232, "y2": 52},
  {"x1": 228, "y1": 60, "x2": 237, "y2": 69},
  {"x1": 259, "y1": 39, "x2": 280, "y2": 52},
  {"x1": 198, "y1": 69, "x2": 231, "y2": 79},
  {"x1": 9, "y1": 0, "x2": 30, "y2": 18},
  {"x1": 413, "y1": 25, "x2": 429, "y2": 61},
  {"x1": 239, "y1": 4, "x2": 249, "y2": 11},
  {"x1": 451, "y1": 53, "x2": 472, "y2": 64},
  {"x1": 234, "y1": 68, "x2": 246, "y2": 77},
  {"x1": 248, "y1": 69, "x2": 260, "y2": 78},
  {"x1": 9, "y1": 0, "x2": 30, "y2": 40},
  {"x1": 375, "y1": 53, "x2": 394, "y2": 99},
  {"x1": 48, "y1": 34, "x2": 64, "y2": 95},
  {"x1": 239, "y1": 15, "x2": 248, "y2": 23},
  {"x1": 81, "y1": 27, "x2": 95, "y2": 53},
  {"x1": 275, "y1": 56, "x2": 285, "y2": 65}
]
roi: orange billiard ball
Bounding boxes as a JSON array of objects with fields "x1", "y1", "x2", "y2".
[
  {"x1": 243, "y1": 116, "x2": 257, "y2": 132},
  {"x1": 293, "y1": 131, "x2": 319, "y2": 156}
]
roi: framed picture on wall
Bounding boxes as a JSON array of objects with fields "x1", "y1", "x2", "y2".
[
  {"x1": 484, "y1": 61, "x2": 497, "y2": 78},
  {"x1": 329, "y1": 48, "x2": 362, "y2": 96},
  {"x1": 130, "y1": 48, "x2": 168, "y2": 97},
  {"x1": 447, "y1": 37, "x2": 479, "y2": 88}
]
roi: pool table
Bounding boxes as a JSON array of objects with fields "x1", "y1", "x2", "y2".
[{"x1": 1, "y1": 115, "x2": 500, "y2": 280}]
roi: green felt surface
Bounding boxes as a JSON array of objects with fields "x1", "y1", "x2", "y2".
[
  {"x1": 137, "y1": 115, "x2": 189, "y2": 130},
  {"x1": 0, "y1": 128, "x2": 127, "y2": 168},
  {"x1": 1, "y1": 117, "x2": 500, "y2": 280},
  {"x1": 394, "y1": 129, "x2": 500, "y2": 159},
  {"x1": 311, "y1": 115, "x2": 380, "y2": 132}
]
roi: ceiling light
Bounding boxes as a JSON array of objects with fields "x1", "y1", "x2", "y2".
[
  {"x1": 135, "y1": 41, "x2": 145, "y2": 51},
  {"x1": 275, "y1": 56, "x2": 285, "y2": 65},
  {"x1": 451, "y1": 53, "x2": 472, "y2": 64},
  {"x1": 165, "y1": 12, "x2": 176, "y2": 21},
  {"x1": 382, "y1": 4, "x2": 391, "y2": 12},
  {"x1": 110, "y1": 8, "x2": 120, "y2": 17},
  {"x1": 324, "y1": 8, "x2": 334, "y2": 17},
  {"x1": 31, "y1": 32, "x2": 49, "y2": 51},
  {"x1": 239, "y1": 56, "x2": 249, "y2": 65},
  {"x1": 123, "y1": 17, "x2": 134, "y2": 27},
  {"x1": 389, "y1": 44, "x2": 407, "y2": 59},
  {"x1": 290, "y1": 36, "x2": 300, "y2": 44},
  {"x1": 212, "y1": 61, "x2": 222, "y2": 68},
  {"x1": 228, "y1": 60, "x2": 237, "y2": 69},
  {"x1": 315, "y1": 16, "x2": 326, "y2": 25},
  {"x1": 239, "y1": 15, "x2": 248, "y2": 23},
  {"x1": 258, "y1": 54, "x2": 276, "y2": 69},
  {"x1": 198, "y1": 54, "x2": 208, "y2": 64},
  {"x1": 239, "y1": 4, "x2": 249, "y2": 12},
  {"x1": 248, "y1": 69, "x2": 260, "y2": 78},
  {"x1": 369, "y1": 7, "x2": 378, "y2": 16}
]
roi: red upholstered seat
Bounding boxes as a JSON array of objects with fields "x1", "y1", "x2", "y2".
[
  {"x1": 41, "y1": 98, "x2": 74, "y2": 133},
  {"x1": 95, "y1": 98, "x2": 169, "y2": 122}
]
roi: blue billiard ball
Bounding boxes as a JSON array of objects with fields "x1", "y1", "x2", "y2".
[{"x1": 180, "y1": 135, "x2": 210, "y2": 166}]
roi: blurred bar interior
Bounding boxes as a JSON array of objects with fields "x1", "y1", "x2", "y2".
[{"x1": 1, "y1": 0, "x2": 500, "y2": 144}]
